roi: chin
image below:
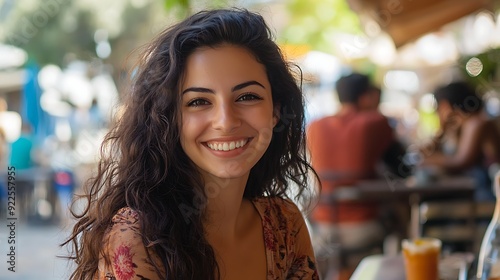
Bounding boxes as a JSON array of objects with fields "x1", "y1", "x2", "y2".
[
  {"x1": 212, "y1": 170, "x2": 249, "y2": 180},
  {"x1": 203, "y1": 163, "x2": 251, "y2": 181}
]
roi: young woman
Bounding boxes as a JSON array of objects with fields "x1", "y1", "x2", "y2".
[
  {"x1": 422, "y1": 81, "x2": 500, "y2": 201},
  {"x1": 64, "y1": 8, "x2": 319, "y2": 280}
]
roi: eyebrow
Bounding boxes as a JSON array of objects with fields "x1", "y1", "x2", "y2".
[{"x1": 181, "y1": 80, "x2": 266, "y2": 95}]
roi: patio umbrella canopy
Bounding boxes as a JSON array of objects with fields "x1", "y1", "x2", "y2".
[{"x1": 347, "y1": 0, "x2": 495, "y2": 47}]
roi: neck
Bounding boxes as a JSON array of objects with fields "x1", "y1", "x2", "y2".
[
  {"x1": 202, "y1": 173, "x2": 251, "y2": 245},
  {"x1": 338, "y1": 104, "x2": 359, "y2": 114}
]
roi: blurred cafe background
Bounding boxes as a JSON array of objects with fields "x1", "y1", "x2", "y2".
[{"x1": 0, "y1": 0, "x2": 500, "y2": 279}]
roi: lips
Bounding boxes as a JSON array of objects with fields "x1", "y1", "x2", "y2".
[{"x1": 206, "y1": 138, "x2": 249, "y2": 151}]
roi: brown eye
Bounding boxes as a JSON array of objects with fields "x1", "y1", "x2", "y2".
[
  {"x1": 237, "y1": 93, "x2": 262, "y2": 102},
  {"x1": 187, "y1": 98, "x2": 210, "y2": 107}
]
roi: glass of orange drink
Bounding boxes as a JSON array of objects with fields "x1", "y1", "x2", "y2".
[{"x1": 402, "y1": 237, "x2": 441, "y2": 280}]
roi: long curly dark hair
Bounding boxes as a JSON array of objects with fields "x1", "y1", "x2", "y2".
[{"x1": 63, "y1": 8, "x2": 317, "y2": 280}]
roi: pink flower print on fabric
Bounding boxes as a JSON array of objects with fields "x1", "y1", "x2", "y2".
[
  {"x1": 263, "y1": 207, "x2": 278, "y2": 250},
  {"x1": 113, "y1": 244, "x2": 136, "y2": 280}
]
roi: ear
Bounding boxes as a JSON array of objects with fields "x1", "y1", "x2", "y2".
[{"x1": 273, "y1": 104, "x2": 281, "y2": 127}]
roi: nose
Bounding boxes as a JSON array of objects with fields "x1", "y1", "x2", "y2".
[{"x1": 212, "y1": 102, "x2": 241, "y2": 132}]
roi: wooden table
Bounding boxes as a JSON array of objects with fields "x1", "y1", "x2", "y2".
[
  {"x1": 350, "y1": 253, "x2": 474, "y2": 280},
  {"x1": 327, "y1": 176, "x2": 476, "y2": 239},
  {"x1": 351, "y1": 176, "x2": 476, "y2": 200}
]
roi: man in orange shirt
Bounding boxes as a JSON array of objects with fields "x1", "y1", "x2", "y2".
[{"x1": 307, "y1": 73, "x2": 408, "y2": 259}]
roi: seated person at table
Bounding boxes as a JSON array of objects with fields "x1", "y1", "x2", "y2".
[
  {"x1": 307, "y1": 73, "x2": 409, "y2": 267},
  {"x1": 421, "y1": 81, "x2": 500, "y2": 201}
]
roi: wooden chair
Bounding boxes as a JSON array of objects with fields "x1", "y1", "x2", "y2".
[
  {"x1": 419, "y1": 199, "x2": 495, "y2": 253},
  {"x1": 311, "y1": 172, "x2": 386, "y2": 279}
]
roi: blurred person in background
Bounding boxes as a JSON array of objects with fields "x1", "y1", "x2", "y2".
[
  {"x1": 8, "y1": 123, "x2": 34, "y2": 170},
  {"x1": 307, "y1": 72, "x2": 409, "y2": 277},
  {"x1": 421, "y1": 81, "x2": 500, "y2": 201}
]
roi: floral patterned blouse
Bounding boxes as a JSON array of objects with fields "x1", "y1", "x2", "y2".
[{"x1": 97, "y1": 197, "x2": 319, "y2": 280}]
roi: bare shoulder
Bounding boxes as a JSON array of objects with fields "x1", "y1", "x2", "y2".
[
  {"x1": 467, "y1": 114, "x2": 491, "y2": 126},
  {"x1": 459, "y1": 115, "x2": 486, "y2": 134}
]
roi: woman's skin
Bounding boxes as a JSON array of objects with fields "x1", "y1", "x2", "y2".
[
  {"x1": 422, "y1": 100, "x2": 500, "y2": 172},
  {"x1": 180, "y1": 44, "x2": 279, "y2": 279}
]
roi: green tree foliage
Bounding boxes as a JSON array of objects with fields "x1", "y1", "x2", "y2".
[
  {"x1": 5, "y1": 7, "x2": 95, "y2": 66},
  {"x1": 156, "y1": 0, "x2": 372, "y2": 72},
  {"x1": 281, "y1": 0, "x2": 363, "y2": 53},
  {"x1": 160, "y1": 0, "x2": 364, "y2": 54},
  {"x1": 0, "y1": 0, "x2": 364, "y2": 68},
  {"x1": 1, "y1": 0, "x2": 171, "y2": 69}
]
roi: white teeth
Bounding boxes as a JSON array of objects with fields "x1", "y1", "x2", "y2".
[{"x1": 207, "y1": 139, "x2": 248, "y2": 151}]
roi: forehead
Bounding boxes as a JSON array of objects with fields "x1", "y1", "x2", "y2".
[{"x1": 181, "y1": 44, "x2": 269, "y2": 89}]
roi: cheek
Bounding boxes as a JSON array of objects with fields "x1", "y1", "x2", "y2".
[
  {"x1": 437, "y1": 108, "x2": 449, "y2": 120},
  {"x1": 253, "y1": 110, "x2": 276, "y2": 132},
  {"x1": 253, "y1": 113, "x2": 275, "y2": 146},
  {"x1": 180, "y1": 116, "x2": 199, "y2": 147}
]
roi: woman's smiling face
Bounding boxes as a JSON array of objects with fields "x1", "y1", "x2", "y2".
[{"x1": 180, "y1": 44, "x2": 278, "y2": 181}]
